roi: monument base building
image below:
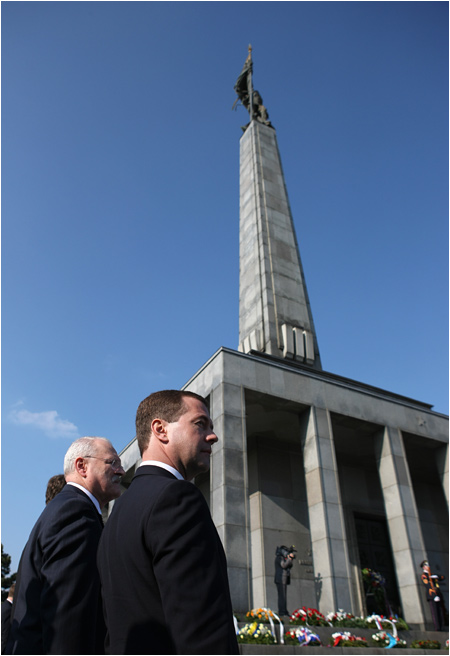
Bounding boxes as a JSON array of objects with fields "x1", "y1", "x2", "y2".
[
  {"x1": 119, "y1": 345, "x2": 448, "y2": 629},
  {"x1": 116, "y1": 57, "x2": 448, "y2": 631}
]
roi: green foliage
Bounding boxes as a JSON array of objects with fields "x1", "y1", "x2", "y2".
[
  {"x1": 326, "y1": 609, "x2": 409, "y2": 631},
  {"x1": 390, "y1": 617, "x2": 409, "y2": 631},
  {"x1": 1, "y1": 544, "x2": 17, "y2": 602},
  {"x1": 283, "y1": 632, "x2": 299, "y2": 646},
  {"x1": 290, "y1": 606, "x2": 329, "y2": 626},
  {"x1": 371, "y1": 631, "x2": 407, "y2": 648},
  {"x1": 365, "y1": 616, "x2": 409, "y2": 631},
  {"x1": 326, "y1": 610, "x2": 366, "y2": 628},
  {"x1": 330, "y1": 632, "x2": 369, "y2": 648},
  {"x1": 411, "y1": 640, "x2": 441, "y2": 649},
  {"x1": 237, "y1": 622, "x2": 275, "y2": 644},
  {"x1": 284, "y1": 628, "x2": 321, "y2": 646}
]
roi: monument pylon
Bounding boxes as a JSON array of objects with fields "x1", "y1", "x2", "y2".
[{"x1": 234, "y1": 46, "x2": 321, "y2": 367}]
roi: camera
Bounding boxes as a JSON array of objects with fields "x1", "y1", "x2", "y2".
[{"x1": 276, "y1": 545, "x2": 297, "y2": 559}]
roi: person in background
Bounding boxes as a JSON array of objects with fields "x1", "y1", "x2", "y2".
[
  {"x1": 2, "y1": 583, "x2": 16, "y2": 652},
  {"x1": 45, "y1": 474, "x2": 66, "y2": 505},
  {"x1": 6, "y1": 437, "x2": 124, "y2": 655},
  {"x1": 420, "y1": 559, "x2": 447, "y2": 631},
  {"x1": 274, "y1": 545, "x2": 296, "y2": 617}
]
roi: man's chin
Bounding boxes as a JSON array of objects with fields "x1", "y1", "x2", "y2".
[
  {"x1": 197, "y1": 460, "x2": 211, "y2": 475},
  {"x1": 187, "y1": 461, "x2": 211, "y2": 481},
  {"x1": 110, "y1": 481, "x2": 123, "y2": 499}
]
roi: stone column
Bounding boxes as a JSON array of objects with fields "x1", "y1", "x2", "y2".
[
  {"x1": 248, "y1": 491, "x2": 267, "y2": 609},
  {"x1": 302, "y1": 406, "x2": 353, "y2": 611},
  {"x1": 436, "y1": 443, "x2": 449, "y2": 507},
  {"x1": 375, "y1": 426, "x2": 427, "y2": 626},
  {"x1": 210, "y1": 382, "x2": 251, "y2": 612}
]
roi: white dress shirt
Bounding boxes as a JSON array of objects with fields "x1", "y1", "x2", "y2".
[
  {"x1": 138, "y1": 460, "x2": 184, "y2": 480},
  {"x1": 66, "y1": 481, "x2": 102, "y2": 514}
]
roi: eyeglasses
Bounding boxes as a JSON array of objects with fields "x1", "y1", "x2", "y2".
[{"x1": 83, "y1": 456, "x2": 122, "y2": 471}]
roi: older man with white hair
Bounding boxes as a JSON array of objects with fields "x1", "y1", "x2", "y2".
[{"x1": 6, "y1": 436, "x2": 124, "y2": 655}]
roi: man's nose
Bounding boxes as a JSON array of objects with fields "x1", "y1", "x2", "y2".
[{"x1": 207, "y1": 431, "x2": 219, "y2": 444}]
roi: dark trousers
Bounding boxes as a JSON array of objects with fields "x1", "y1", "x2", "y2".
[
  {"x1": 429, "y1": 599, "x2": 444, "y2": 631},
  {"x1": 276, "y1": 582, "x2": 289, "y2": 616}
]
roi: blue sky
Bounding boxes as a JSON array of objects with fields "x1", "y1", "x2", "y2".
[{"x1": 2, "y1": 1, "x2": 448, "y2": 571}]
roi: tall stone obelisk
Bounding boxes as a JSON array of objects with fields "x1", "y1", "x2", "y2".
[{"x1": 235, "y1": 48, "x2": 321, "y2": 368}]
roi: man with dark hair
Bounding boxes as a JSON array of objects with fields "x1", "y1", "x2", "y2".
[
  {"x1": 134, "y1": 389, "x2": 209, "y2": 456},
  {"x1": 7, "y1": 437, "x2": 125, "y2": 655},
  {"x1": 98, "y1": 390, "x2": 239, "y2": 655},
  {"x1": 45, "y1": 474, "x2": 66, "y2": 505}
]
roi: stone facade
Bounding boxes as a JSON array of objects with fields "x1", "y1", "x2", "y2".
[{"x1": 176, "y1": 348, "x2": 448, "y2": 626}]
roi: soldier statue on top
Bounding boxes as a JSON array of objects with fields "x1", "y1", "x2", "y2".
[{"x1": 233, "y1": 45, "x2": 273, "y2": 130}]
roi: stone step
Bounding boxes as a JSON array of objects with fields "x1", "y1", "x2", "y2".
[
  {"x1": 236, "y1": 621, "x2": 449, "y2": 653},
  {"x1": 239, "y1": 647, "x2": 448, "y2": 655}
]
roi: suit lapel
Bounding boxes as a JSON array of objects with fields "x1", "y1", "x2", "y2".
[{"x1": 64, "y1": 484, "x2": 104, "y2": 526}]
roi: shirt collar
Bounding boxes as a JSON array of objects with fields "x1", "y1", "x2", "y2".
[
  {"x1": 138, "y1": 460, "x2": 184, "y2": 481},
  {"x1": 66, "y1": 481, "x2": 102, "y2": 514}
]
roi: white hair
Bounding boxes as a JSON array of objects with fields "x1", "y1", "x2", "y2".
[{"x1": 63, "y1": 436, "x2": 112, "y2": 475}]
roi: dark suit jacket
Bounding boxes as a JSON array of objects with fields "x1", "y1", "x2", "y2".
[
  {"x1": 274, "y1": 554, "x2": 293, "y2": 585},
  {"x1": 97, "y1": 466, "x2": 239, "y2": 655},
  {"x1": 2, "y1": 600, "x2": 13, "y2": 652},
  {"x1": 6, "y1": 484, "x2": 106, "y2": 655}
]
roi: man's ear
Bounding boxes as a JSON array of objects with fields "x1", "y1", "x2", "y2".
[
  {"x1": 74, "y1": 456, "x2": 88, "y2": 478},
  {"x1": 151, "y1": 418, "x2": 169, "y2": 443}
]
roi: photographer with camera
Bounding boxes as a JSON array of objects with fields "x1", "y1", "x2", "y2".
[{"x1": 274, "y1": 545, "x2": 296, "y2": 617}]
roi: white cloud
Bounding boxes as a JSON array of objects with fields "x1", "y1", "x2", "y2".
[{"x1": 9, "y1": 406, "x2": 80, "y2": 439}]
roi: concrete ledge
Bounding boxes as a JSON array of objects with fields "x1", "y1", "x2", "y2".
[
  {"x1": 237, "y1": 624, "x2": 449, "y2": 654},
  {"x1": 240, "y1": 648, "x2": 448, "y2": 655}
]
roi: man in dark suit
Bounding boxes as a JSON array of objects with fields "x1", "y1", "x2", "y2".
[
  {"x1": 97, "y1": 390, "x2": 239, "y2": 655},
  {"x1": 6, "y1": 436, "x2": 125, "y2": 655},
  {"x1": 274, "y1": 545, "x2": 296, "y2": 616},
  {"x1": 2, "y1": 583, "x2": 15, "y2": 651}
]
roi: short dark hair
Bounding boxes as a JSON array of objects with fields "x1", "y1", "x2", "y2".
[
  {"x1": 45, "y1": 474, "x2": 67, "y2": 505},
  {"x1": 136, "y1": 390, "x2": 207, "y2": 455}
]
